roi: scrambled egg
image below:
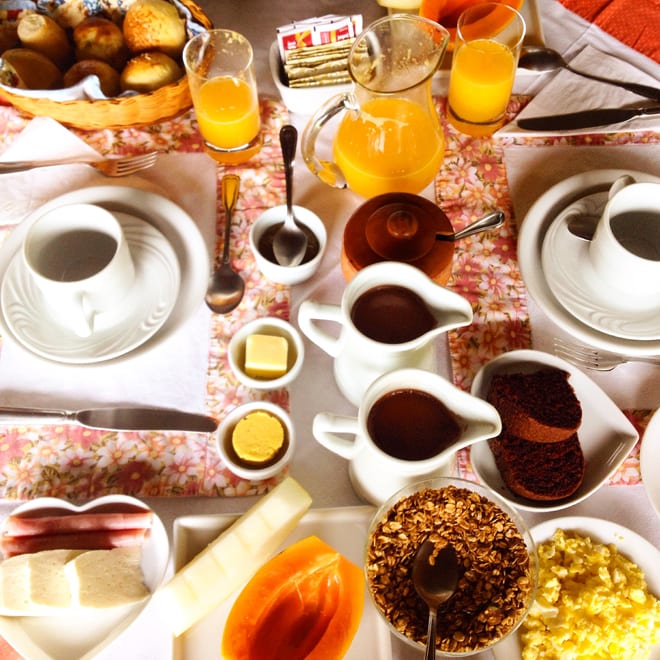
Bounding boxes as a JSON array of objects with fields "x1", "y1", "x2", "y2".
[{"x1": 521, "y1": 528, "x2": 660, "y2": 660}]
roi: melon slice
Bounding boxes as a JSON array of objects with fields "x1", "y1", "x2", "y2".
[{"x1": 153, "y1": 477, "x2": 312, "y2": 637}]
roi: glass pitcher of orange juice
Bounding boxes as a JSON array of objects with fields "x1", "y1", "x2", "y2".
[{"x1": 301, "y1": 15, "x2": 450, "y2": 199}]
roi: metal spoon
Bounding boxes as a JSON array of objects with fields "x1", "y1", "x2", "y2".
[
  {"x1": 518, "y1": 46, "x2": 660, "y2": 102},
  {"x1": 436, "y1": 210, "x2": 505, "y2": 241},
  {"x1": 412, "y1": 540, "x2": 459, "y2": 660},
  {"x1": 204, "y1": 173, "x2": 245, "y2": 314},
  {"x1": 566, "y1": 174, "x2": 636, "y2": 241},
  {"x1": 272, "y1": 124, "x2": 308, "y2": 267}
]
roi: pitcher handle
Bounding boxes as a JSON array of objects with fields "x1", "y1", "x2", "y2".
[
  {"x1": 312, "y1": 413, "x2": 361, "y2": 459},
  {"x1": 301, "y1": 92, "x2": 358, "y2": 190},
  {"x1": 297, "y1": 300, "x2": 344, "y2": 357}
]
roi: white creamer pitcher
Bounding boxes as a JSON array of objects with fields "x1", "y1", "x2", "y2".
[
  {"x1": 313, "y1": 368, "x2": 501, "y2": 505},
  {"x1": 297, "y1": 261, "x2": 473, "y2": 405}
]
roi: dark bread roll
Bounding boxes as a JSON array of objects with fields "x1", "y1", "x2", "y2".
[
  {"x1": 486, "y1": 368, "x2": 582, "y2": 443},
  {"x1": 72, "y1": 16, "x2": 129, "y2": 69},
  {"x1": 1, "y1": 47, "x2": 63, "y2": 90},
  {"x1": 488, "y1": 431, "x2": 585, "y2": 502},
  {"x1": 63, "y1": 59, "x2": 121, "y2": 97}
]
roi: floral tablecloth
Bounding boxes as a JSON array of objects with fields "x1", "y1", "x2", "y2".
[{"x1": 0, "y1": 94, "x2": 656, "y2": 500}]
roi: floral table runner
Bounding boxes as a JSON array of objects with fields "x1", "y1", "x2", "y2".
[
  {"x1": 438, "y1": 95, "x2": 659, "y2": 486},
  {"x1": 0, "y1": 94, "x2": 656, "y2": 499}
]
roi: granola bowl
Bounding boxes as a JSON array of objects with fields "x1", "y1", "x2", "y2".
[{"x1": 365, "y1": 477, "x2": 538, "y2": 656}]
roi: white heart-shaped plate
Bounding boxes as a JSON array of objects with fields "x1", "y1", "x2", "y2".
[{"x1": 0, "y1": 495, "x2": 169, "y2": 660}]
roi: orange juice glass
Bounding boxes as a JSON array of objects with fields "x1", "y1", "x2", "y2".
[
  {"x1": 183, "y1": 30, "x2": 261, "y2": 164},
  {"x1": 447, "y1": 3, "x2": 525, "y2": 137},
  {"x1": 302, "y1": 15, "x2": 450, "y2": 198}
]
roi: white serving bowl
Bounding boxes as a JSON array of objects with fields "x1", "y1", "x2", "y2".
[
  {"x1": 216, "y1": 401, "x2": 295, "y2": 480},
  {"x1": 227, "y1": 316, "x2": 304, "y2": 390},
  {"x1": 249, "y1": 204, "x2": 326, "y2": 285},
  {"x1": 470, "y1": 349, "x2": 639, "y2": 512}
]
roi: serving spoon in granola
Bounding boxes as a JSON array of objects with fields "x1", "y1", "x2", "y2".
[{"x1": 412, "y1": 540, "x2": 459, "y2": 660}]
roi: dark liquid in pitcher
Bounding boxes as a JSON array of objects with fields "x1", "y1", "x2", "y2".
[
  {"x1": 367, "y1": 388, "x2": 462, "y2": 461},
  {"x1": 350, "y1": 285, "x2": 436, "y2": 344}
]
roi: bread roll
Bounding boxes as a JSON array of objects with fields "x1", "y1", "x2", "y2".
[
  {"x1": 1, "y1": 48, "x2": 63, "y2": 89},
  {"x1": 0, "y1": 21, "x2": 19, "y2": 53},
  {"x1": 73, "y1": 16, "x2": 128, "y2": 69},
  {"x1": 122, "y1": 0, "x2": 187, "y2": 58},
  {"x1": 17, "y1": 12, "x2": 72, "y2": 70},
  {"x1": 64, "y1": 59, "x2": 121, "y2": 97},
  {"x1": 120, "y1": 51, "x2": 182, "y2": 92}
]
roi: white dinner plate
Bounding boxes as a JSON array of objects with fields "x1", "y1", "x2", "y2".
[
  {"x1": 542, "y1": 192, "x2": 660, "y2": 340},
  {"x1": 470, "y1": 350, "x2": 639, "y2": 512},
  {"x1": 172, "y1": 506, "x2": 393, "y2": 660},
  {"x1": 492, "y1": 516, "x2": 660, "y2": 660},
  {"x1": 0, "y1": 495, "x2": 170, "y2": 660},
  {"x1": 518, "y1": 169, "x2": 660, "y2": 355},
  {"x1": 641, "y1": 408, "x2": 660, "y2": 518},
  {"x1": 1, "y1": 212, "x2": 180, "y2": 363},
  {"x1": 0, "y1": 186, "x2": 209, "y2": 365}
]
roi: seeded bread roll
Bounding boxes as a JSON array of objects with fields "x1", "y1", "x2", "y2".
[
  {"x1": 488, "y1": 431, "x2": 585, "y2": 502},
  {"x1": 17, "y1": 13, "x2": 72, "y2": 70},
  {"x1": 1, "y1": 48, "x2": 63, "y2": 89},
  {"x1": 122, "y1": 0, "x2": 187, "y2": 58},
  {"x1": 487, "y1": 368, "x2": 582, "y2": 443},
  {"x1": 63, "y1": 59, "x2": 121, "y2": 97},
  {"x1": 120, "y1": 51, "x2": 182, "y2": 92},
  {"x1": 72, "y1": 16, "x2": 128, "y2": 70}
]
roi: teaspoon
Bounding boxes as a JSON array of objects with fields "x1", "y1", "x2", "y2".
[
  {"x1": 272, "y1": 125, "x2": 308, "y2": 267},
  {"x1": 412, "y1": 540, "x2": 459, "y2": 660},
  {"x1": 436, "y1": 210, "x2": 505, "y2": 241},
  {"x1": 518, "y1": 46, "x2": 660, "y2": 102},
  {"x1": 204, "y1": 173, "x2": 245, "y2": 314}
]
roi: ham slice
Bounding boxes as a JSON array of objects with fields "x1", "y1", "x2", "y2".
[
  {"x1": 1, "y1": 527, "x2": 148, "y2": 558},
  {"x1": 1, "y1": 510, "x2": 153, "y2": 558},
  {"x1": 3, "y1": 511, "x2": 153, "y2": 537}
]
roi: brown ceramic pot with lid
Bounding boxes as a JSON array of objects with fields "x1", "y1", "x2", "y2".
[{"x1": 341, "y1": 193, "x2": 454, "y2": 284}]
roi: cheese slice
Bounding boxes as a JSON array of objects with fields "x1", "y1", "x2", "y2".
[
  {"x1": 244, "y1": 333, "x2": 288, "y2": 379},
  {"x1": 153, "y1": 476, "x2": 312, "y2": 637}
]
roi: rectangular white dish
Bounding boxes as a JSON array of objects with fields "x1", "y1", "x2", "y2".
[{"x1": 172, "y1": 505, "x2": 393, "y2": 660}]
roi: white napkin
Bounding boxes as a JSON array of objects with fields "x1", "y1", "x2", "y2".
[
  {"x1": 504, "y1": 142, "x2": 660, "y2": 410},
  {"x1": 500, "y1": 45, "x2": 660, "y2": 136},
  {"x1": 0, "y1": 117, "x2": 216, "y2": 414}
]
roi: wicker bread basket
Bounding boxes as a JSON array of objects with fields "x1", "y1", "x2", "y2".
[{"x1": 0, "y1": 0, "x2": 212, "y2": 130}]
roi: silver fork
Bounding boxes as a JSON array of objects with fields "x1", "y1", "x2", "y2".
[
  {"x1": 553, "y1": 337, "x2": 660, "y2": 371},
  {"x1": 0, "y1": 151, "x2": 158, "y2": 177}
]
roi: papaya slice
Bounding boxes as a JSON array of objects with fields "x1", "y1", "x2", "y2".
[
  {"x1": 419, "y1": 0, "x2": 525, "y2": 49},
  {"x1": 222, "y1": 535, "x2": 364, "y2": 660}
]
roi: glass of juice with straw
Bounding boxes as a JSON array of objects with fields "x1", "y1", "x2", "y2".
[
  {"x1": 183, "y1": 30, "x2": 262, "y2": 164},
  {"x1": 446, "y1": 2, "x2": 525, "y2": 137}
]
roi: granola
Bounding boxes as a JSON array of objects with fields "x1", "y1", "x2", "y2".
[{"x1": 366, "y1": 484, "x2": 534, "y2": 654}]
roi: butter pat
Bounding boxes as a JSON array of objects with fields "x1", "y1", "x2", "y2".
[
  {"x1": 245, "y1": 333, "x2": 288, "y2": 379},
  {"x1": 232, "y1": 410, "x2": 285, "y2": 464}
]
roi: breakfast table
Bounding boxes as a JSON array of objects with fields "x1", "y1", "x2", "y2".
[{"x1": 0, "y1": 0, "x2": 659, "y2": 658}]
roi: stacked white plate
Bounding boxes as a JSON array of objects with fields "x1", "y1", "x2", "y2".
[
  {"x1": 0, "y1": 186, "x2": 208, "y2": 364},
  {"x1": 518, "y1": 169, "x2": 660, "y2": 356}
]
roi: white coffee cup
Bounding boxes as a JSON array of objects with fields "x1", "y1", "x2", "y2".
[
  {"x1": 589, "y1": 181, "x2": 660, "y2": 298},
  {"x1": 298, "y1": 261, "x2": 473, "y2": 406},
  {"x1": 23, "y1": 203, "x2": 135, "y2": 337},
  {"x1": 312, "y1": 368, "x2": 501, "y2": 505}
]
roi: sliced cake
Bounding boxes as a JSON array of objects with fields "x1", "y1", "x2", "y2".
[{"x1": 487, "y1": 368, "x2": 582, "y2": 443}]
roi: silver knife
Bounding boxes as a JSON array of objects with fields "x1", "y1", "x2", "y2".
[
  {"x1": 517, "y1": 106, "x2": 660, "y2": 131},
  {"x1": 0, "y1": 406, "x2": 218, "y2": 432}
]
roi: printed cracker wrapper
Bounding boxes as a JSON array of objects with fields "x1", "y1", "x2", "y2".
[{"x1": 276, "y1": 14, "x2": 362, "y2": 88}]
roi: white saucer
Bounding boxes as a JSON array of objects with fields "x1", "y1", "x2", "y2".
[
  {"x1": 1, "y1": 212, "x2": 180, "y2": 363},
  {"x1": 542, "y1": 192, "x2": 660, "y2": 340},
  {"x1": 518, "y1": 169, "x2": 660, "y2": 356},
  {"x1": 0, "y1": 186, "x2": 209, "y2": 365}
]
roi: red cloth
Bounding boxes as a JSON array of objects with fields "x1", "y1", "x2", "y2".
[{"x1": 559, "y1": 0, "x2": 660, "y2": 63}]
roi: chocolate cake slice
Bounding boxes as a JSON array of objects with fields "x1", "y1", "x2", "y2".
[
  {"x1": 487, "y1": 368, "x2": 582, "y2": 443},
  {"x1": 489, "y1": 431, "x2": 585, "y2": 502}
]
